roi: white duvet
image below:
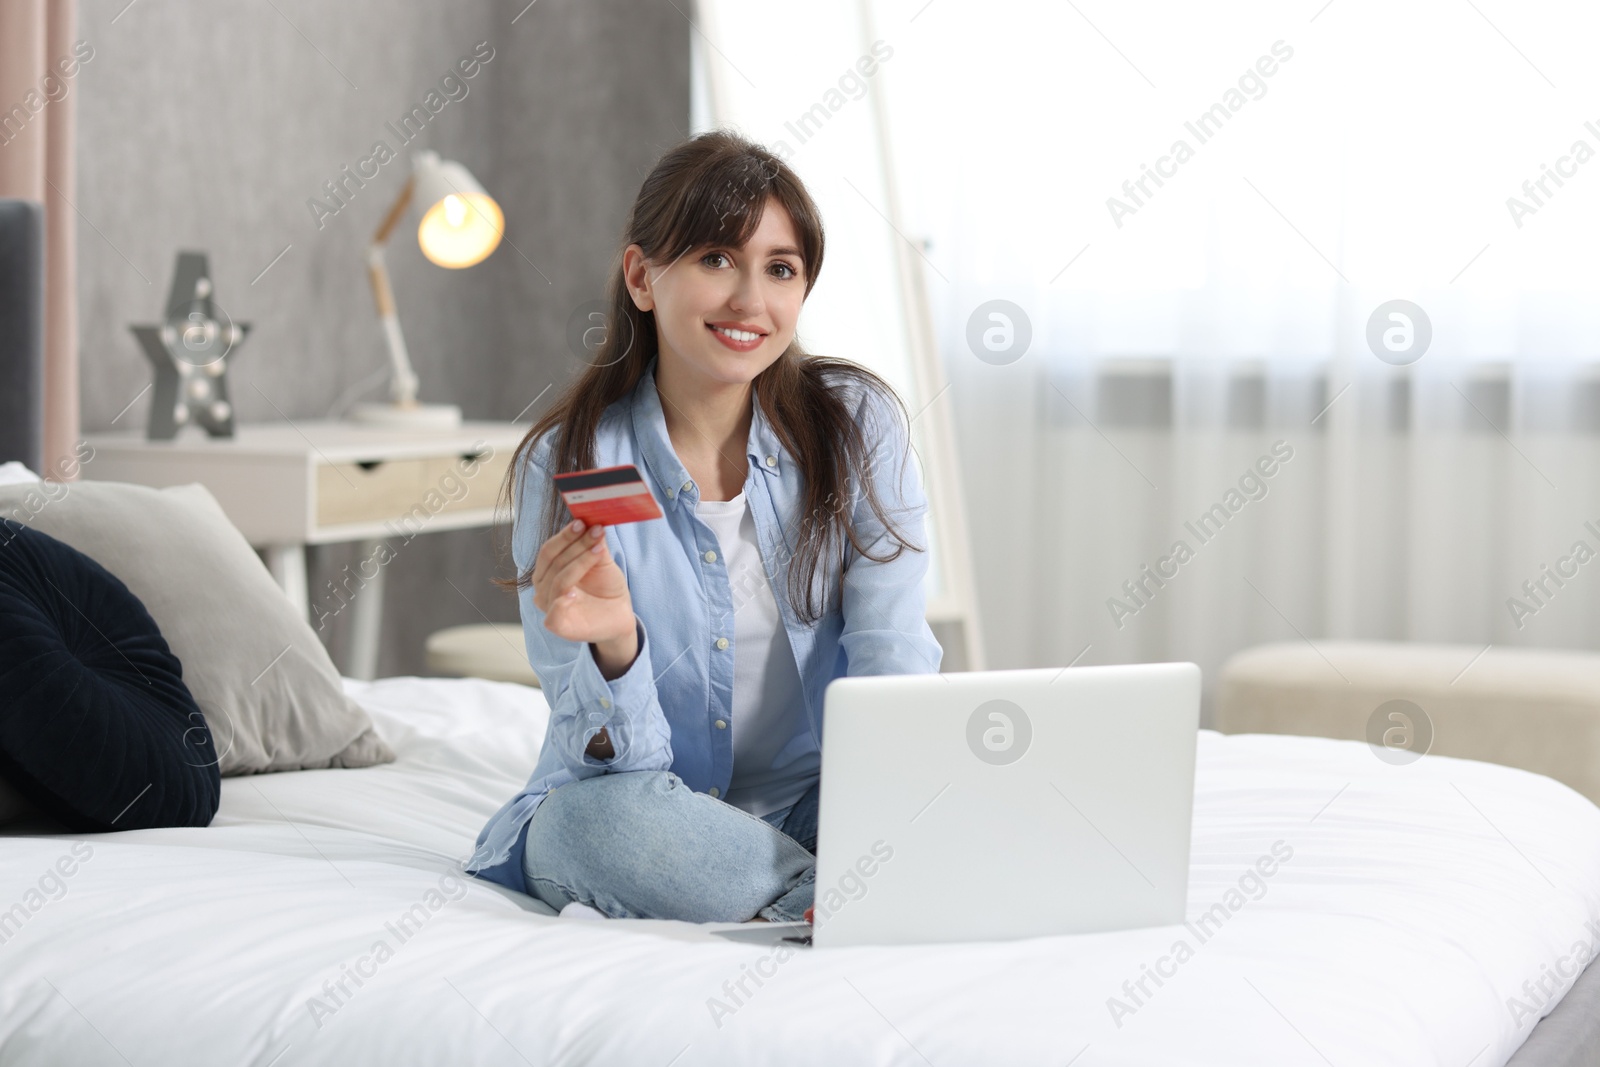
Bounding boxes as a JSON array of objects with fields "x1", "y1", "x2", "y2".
[{"x1": 1, "y1": 675, "x2": 1598, "y2": 1066}]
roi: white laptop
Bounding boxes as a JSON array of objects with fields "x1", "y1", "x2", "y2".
[{"x1": 795, "y1": 662, "x2": 1202, "y2": 948}]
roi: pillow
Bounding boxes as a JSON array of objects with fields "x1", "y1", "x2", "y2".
[
  {"x1": 0, "y1": 520, "x2": 221, "y2": 830},
  {"x1": 0, "y1": 771, "x2": 35, "y2": 825},
  {"x1": 0, "y1": 461, "x2": 41, "y2": 487},
  {"x1": 0, "y1": 481, "x2": 394, "y2": 776}
]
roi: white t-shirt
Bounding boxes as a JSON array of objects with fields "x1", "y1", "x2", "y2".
[{"x1": 693, "y1": 490, "x2": 819, "y2": 819}]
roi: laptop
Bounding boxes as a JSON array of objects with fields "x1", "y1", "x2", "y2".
[{"x1": 718, "y1": 662, "x2": 1201, "y2": 948}]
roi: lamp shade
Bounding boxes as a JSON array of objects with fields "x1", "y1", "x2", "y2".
[{"x1": 412, "y1": 150, "x2": 503, "y2": 268}]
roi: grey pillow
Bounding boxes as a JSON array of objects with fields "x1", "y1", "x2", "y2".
[{"x1": 0, "y1": 481, "x2": 394, "y2": 776}]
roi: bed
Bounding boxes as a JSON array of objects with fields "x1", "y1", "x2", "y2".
[{"x1": 0, "y1": 674, "x2": 1596, "y2": 1066}]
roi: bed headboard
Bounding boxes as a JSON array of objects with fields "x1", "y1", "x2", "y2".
[{"x1": 0, "y1": 198, "x2": 44, "y2": 473}]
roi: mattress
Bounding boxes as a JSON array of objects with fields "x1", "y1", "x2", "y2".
[{"x1": 0, "y1": 674, "x2": 1597, "y2": 1066}]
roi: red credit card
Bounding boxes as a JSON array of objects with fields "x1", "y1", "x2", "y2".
[{"x1": 552, "y1": 463, "x2": 664, "y2": 527}]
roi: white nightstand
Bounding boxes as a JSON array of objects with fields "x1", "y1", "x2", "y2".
[{"x1": 82, "y1": 420, "x2": 528, "y2": 680}]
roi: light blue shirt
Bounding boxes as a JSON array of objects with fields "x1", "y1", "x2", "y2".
[{"x1": 464, "y1": 355, "x2": 944, "y2": 892}]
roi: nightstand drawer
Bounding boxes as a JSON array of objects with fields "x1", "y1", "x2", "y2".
[{"x1": 315, "y1": 449, "x2": 510, "y2": 527}]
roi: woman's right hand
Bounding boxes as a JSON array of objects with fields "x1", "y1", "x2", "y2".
[{"x1": 531, "y1": 519, "x2": 634, "y2": 647}]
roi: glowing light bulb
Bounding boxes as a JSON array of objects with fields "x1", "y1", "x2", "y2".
[{"x1": 417, "y1": 183, "x2": 502, "y2": 268}]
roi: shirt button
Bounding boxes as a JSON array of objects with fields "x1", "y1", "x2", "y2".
[
  {"x1": 703, "y1": 549, "x2": 717, "y2": 563},
  {"x1": 666, "y1": 487, "x2": 675, "y2": 499},
  {"x1": 709, "y1": 787, "x2": 721, "y2": 798},
  {"x1": 765, "y1": 455, "x2": 777, "y2": 466},
  {"x1": 599, "y1": 697, "x2": 611, "y2": 708},
  {"x1": 715, "y1": 719, "x2": 727, "y2": 730},
  {"x1": 715, "y1": 637, "x2": 729, "y2": 650},
  {"x1": 681, "y1": 480, "x2": 694, "y2": 493}
]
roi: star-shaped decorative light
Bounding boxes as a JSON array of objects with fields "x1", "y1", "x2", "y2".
[{"x1": 131, "y1": 251, "x2": 250, "y2": 440}]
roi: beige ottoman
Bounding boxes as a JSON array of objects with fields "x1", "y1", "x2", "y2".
[
  {"x1": 425, "y1": 623, "x2": 540, "y2": 687},
  {"x1": 1215, "y1": 641, "x2": 1600, "y2": 805}
]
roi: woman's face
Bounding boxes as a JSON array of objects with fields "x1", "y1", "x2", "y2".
[{"x1": 626, "y1": 196, "x2": 807, "y2": 391}]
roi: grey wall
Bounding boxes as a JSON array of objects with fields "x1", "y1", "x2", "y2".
[{"x1": 74, "y1": 0, "x2": 690, "y2": 676}]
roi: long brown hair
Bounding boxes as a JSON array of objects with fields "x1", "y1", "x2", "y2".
[{"x1": 495, "y1": 129, "x2": 924, "y2": 625}]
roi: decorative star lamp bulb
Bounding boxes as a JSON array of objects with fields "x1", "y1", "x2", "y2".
[{"x1": 131, "y1": 251, "x2": 250, "y2": 440}]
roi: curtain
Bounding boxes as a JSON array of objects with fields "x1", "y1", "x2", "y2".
[
  {"x1": 0, "y1": 0, "x2": 78, "y2": 480},
  {"x1": 884, "y1": 0, "x2": 1600, "y2": 715}
]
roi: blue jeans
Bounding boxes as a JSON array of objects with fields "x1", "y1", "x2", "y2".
[{"x1": 521, "y1": 770, "x2": 818, "y2": 922}]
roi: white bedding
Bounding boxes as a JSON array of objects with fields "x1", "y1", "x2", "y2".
[{"x1": 1, "y1": 675, "x2": 1598, "y2": 1066}]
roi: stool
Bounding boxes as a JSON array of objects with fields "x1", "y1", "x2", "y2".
[
  {"x1": 1215, "y1": 641, "x2": 1600, "y2": 805},
  {"x1": 425, "y1": 623, "x2": 540, "y2": 687}
]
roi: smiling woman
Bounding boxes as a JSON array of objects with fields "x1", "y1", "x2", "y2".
[
  {"x1": 499, "y1": 130, "x2": 921, "y2": 629},
  {"x1": 465, "y1": 130, "x2": 945, "y2": 922},
  {"x1": 621, "y1": 186, "x2": 813, "y2": 503}
]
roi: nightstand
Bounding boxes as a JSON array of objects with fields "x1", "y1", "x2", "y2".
[{"x1": 82, "y1": 420, "x2": 528, "y2": 680}]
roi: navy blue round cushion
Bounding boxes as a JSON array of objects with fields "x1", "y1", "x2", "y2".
[{"x1": 0, "y1": 518, "x2": 220, "y2": 830}]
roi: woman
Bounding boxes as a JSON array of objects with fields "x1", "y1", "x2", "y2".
[{"x1": 464, "y1": 130, "x2": 943, "y2": 923}]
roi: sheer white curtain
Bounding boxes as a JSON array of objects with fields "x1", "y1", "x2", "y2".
[
  {"x1": 695, "y1": 0, "x2": 1600, "y2": 715},
  {"x1": 882, "y1": 0, "x2": 1600, "y2": 714}
]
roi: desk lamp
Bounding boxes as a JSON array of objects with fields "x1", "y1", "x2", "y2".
[{"x1": 351, "y1": 150, "x2": 502, "y2": 428}]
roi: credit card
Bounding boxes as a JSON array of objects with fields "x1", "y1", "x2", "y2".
[{"x1": 551, "y1": 463, "x2": 664, "y2": 526}]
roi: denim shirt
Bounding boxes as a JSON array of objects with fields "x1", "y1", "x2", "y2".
[{"x1": 464, "y1": 355, "x2": 944, "y2": 892}]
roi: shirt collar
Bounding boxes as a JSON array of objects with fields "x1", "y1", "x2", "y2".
[{"x1": 631, "y1": 355, "x2": 784, "y2": 511}]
